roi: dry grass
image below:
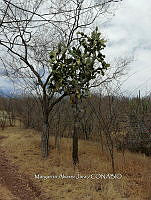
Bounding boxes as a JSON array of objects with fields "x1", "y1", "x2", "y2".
[
  {"x1": 0, "y1": 126, "x2": 151, "y2": 200},
  {"x1": 0, "y1": 184, "x2": 19, "y2": 200}
]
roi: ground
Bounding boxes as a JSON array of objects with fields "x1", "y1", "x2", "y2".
[{"x1": 0, "y1": 125, "x2": 151, "y2": 200}]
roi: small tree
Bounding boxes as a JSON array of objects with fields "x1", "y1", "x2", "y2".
[{"x1": 47, "y1": 27, "x2": 110, "y2": 165}]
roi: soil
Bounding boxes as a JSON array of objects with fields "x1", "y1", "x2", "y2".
[{"x1": 0, "y1": 148, "x2": 51, "y2": 200}]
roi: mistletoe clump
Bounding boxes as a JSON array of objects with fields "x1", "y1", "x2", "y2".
[{"x1": 48, "y1": 27, "x2": 110, "y2": 97}]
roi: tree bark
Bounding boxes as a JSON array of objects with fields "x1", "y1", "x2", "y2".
[
  {"x1": 41, "y1": 117, "x2": 49, "y2": 158},
  {"x1": 72, "y1": 98, "x2": 79, "y2": 165},
  {"x1": 41, "y1": 94, "x2": 50, "y2": 158},
  {"x1": 72, "y1": 122, "x2": 79, "y2": 165}
]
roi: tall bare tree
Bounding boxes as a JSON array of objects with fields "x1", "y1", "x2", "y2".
[{"x1": 0, "y1": 0, "x2": 123, "y2": 157}]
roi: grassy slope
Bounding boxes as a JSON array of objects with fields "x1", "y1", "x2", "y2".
[
  {"x1": 0, "y1": 184, "x2": 19, "y2": 200},
  {"x1": 0, "y1": 126, "x2": 151, "y2": 200}
]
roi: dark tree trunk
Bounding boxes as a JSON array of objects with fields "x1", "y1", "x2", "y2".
[
  {"x1": 72, "y1": 122, "x2": 79, "y2": 165},
  {"x1": 41, "y1": 119, "x2": 49, "y2": 158},
  {"x1": 41, "y1": 94, "x2": 50, "y2": 158},
  {"x1": 72, "y1": 97, "x2": 79, "y2": 165}
]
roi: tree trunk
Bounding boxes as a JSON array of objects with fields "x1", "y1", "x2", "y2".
[
  {"x1": 41, "y1": 119, "x2": 49, "y2": 158},
  {"x1": 72, "y1": 98, "x2": 79, "y2": 165},
  {"x1": 41, "y1": 95, "x2": 50, "y2": 158},
  {"x1": 72, "y1": 122, "x2": 79, "y2": 165}
]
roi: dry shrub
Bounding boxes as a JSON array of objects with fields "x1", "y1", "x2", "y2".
[{"x1": 0, "y1": 126, "x2": 151, "y2": 200}]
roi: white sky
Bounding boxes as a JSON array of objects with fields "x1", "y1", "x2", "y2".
[
  {"x1": 100, "y1": 0, "x2": 151, "y2": 96},
  {"x1": 0, "y1": 0, "x2": 151, "y2": 97}
]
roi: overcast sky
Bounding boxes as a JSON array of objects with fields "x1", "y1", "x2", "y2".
[
  {"x1": 100, "y1": 0, "x2": 151, "y2": 96},
  {"x1": 0, "y1": 0, "x2": 151, "y2": 97}
]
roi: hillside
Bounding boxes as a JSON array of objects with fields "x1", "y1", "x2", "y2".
[{"x1": 0, "y1": 125, "x2": 151, "y2": 200}]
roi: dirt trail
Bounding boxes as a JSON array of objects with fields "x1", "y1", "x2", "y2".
[{"x1": 0, "y1": 148, "x2": 50, "y2": 200}]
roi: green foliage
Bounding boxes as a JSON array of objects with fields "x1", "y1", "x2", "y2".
[{"x1": 48, "y1": 27, "x2": 110, "y2": 97}]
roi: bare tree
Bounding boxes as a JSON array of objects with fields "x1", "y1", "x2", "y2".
[
  {"x1": 0, "y1": 0, "x2": 123, "y2": 158},
  {"x1": 86, "y1": 61, "x2": 132, "y2": 173}
]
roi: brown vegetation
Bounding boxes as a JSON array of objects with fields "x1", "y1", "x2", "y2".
[{"x1": 0, "y1": 125, "x2": 151, "y2": 200}]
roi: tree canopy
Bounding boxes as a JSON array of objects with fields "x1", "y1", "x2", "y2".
[{"x1": 47, "y1": 27, "x2": 110, "y2": 98}]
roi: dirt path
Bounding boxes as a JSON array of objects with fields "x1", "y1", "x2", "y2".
[{"x1": 0, "y1": 148, "x2": 50, "y2": 200}]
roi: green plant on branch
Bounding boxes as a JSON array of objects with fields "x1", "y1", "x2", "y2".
[{"x1": 48, "y1": 27, "x2": 110, "y2": 97}]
